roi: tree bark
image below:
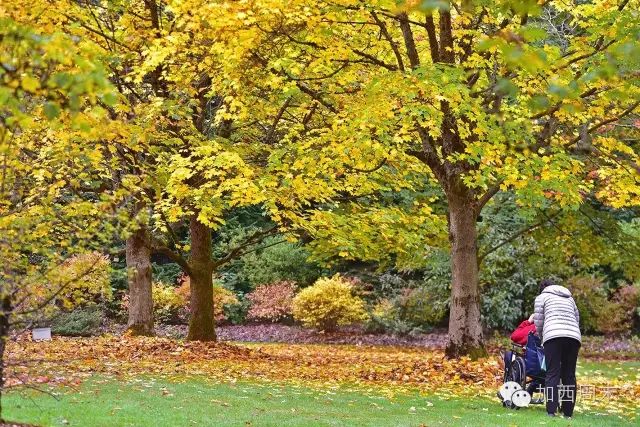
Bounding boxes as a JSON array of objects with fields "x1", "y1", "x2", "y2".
[
  {"x1": 126, "y1": 226, "x2": 154, "y2": 336},
  {"x1": 444, "y1": 192, "x2": 487, "y2": 359},
  {"x1": 0, "y1": 295, "x2": 11, "y2": 420},
  {"x1": 186, "y1": 215, "x2": 216, "y2": 341}
]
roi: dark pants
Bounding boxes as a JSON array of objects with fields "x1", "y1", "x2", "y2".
[
  {"x1": 544, "y1": 337, "x2": 580, "y2": 416},
  {"x1": 527, "y1": 378, "x2": 544, "y2": 396}
]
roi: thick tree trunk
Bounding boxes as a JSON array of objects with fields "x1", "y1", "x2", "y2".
[
  {"x1": 126, "y1": 227, "x2": 154, "y2": 336},
  {"x1": 186, "y1": 216, "x2": 216, "y2": 341},
  {"x1": 445, "y1": 193, "x2": 487, "y2": 359}
]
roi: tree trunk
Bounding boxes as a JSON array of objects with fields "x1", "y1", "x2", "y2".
[
  {"x1": 445, "y1": 193, "x2": 487, "y2": 359},
  {"x1": 126, "y1": 227, "x2": 154, "y2": 336},
  {"x1": 186, "y1": 216, "x2": 216, "y2": 341},
  {"x1": 0, "y1": 295, "x2": 12, "y2": 420}
]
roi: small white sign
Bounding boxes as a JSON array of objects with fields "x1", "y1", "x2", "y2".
[{"x1": 32, "y1": 327, "x2": 52, "y2": 341}]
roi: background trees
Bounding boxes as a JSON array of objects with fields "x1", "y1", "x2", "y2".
[
  {"x1": 8, "y1": 0, "x2": 280, "y2": 340},
  {"x1": 0, "y1": 16, "x2": 122, "y2": 412},
  {"x1": 153, "y1": 0, "x2": 640, "y2": 356},
  {"x1": 1, "y1": 0, "x2": 639, "y2": 359}
]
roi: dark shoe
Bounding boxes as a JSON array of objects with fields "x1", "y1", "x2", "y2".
[{"x1": 531, "y1": 397, "x2": 544, "y2": 404}]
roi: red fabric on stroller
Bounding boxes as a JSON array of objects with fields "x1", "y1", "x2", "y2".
[{"x1": 511, "y1": 320, "x2": 536, "y2": 346}]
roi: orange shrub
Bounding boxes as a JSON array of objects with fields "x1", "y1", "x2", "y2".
[{"x1": 246, "y1": 281, "x2": 296, "y2": 323}]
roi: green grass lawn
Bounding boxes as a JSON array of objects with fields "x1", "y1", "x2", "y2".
[
  {"x1": 577, "y1": 360, "x2": 640, "y2": 380},
  {"x1": 4, "y1": 376, "x2": 636, "y2": 427}
]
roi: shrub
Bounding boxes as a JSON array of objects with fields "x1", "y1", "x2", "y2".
[
  {"x1": 600, "y1": 284, "x2": 640, "y2": 334},
  {"x1": 366, "y1": 286, "x2": 448, "y2": 335},
  {"x1": 246, "y1": 281, "x2": 297, "y2": 323},
  {"x1": 567, "y1": 276, "x2": 609, "y2": 333},
  {"x1": 292, "y1": 275, "x2": 368, "y2": 331},
  {"x1": 51, "y1": 306, "x2": 103, "y2": 336},
  {"x1": 223, "y1": 296, "x2": 250, "y2": 325},
  {"x1": 567, "y1": 276, "x2": 639, "y2": 334},
  {"x1": 212, "y1": 285, "x2": 239, "y2": 322},
  {"x1": 238, "y1": 237, "x2": 324, "y2": 288},
  {"x1": 50, "y1": 252, "x2": 112, "y2": 311},
  {"x1": 366, "y1": 299, "x2": 418, "y2": 336},
  {"x1": 152, "y1": 282, "x2": 186, "y2": 324},
  {"x1": 480, "y1": 276, "x2": 538, "y2": 331},
  {"x1": 175, "y1": 277, "x2": 240, "y2": 323},
  {"x1": 394, "y1": 287, "x2": 448, "y2": 327},
  {"x1": 152, "y1": 263, "x2": 183, "y2": 285}
]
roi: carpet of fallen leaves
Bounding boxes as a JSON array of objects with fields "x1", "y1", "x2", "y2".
[
  {"x1": 6, "y1": 335, "x2": 640, "y2": 415},
  {"x1": 7, "y1": 336, "x2": 499, "y2": 393}
]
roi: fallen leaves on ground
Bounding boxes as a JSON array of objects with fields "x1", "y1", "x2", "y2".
[
  {"x1": 6, "y1": 335, "x2": 640, "y2": 416},
  {"x1": 7, "y1": 336, "x2": 499, "y2": 394}
]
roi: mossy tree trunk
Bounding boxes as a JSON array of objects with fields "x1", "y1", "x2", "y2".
[{"x1": 186, "y1": 215, "x2": 216, "y2": 341}]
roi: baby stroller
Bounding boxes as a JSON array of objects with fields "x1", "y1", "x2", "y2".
[{"x1": 499, "y1": 332, "x2": 546, "y2": 408}]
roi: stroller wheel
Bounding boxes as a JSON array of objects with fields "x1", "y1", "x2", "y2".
[{"x1": 505, "y1": 357, "x2": 527, "y2": 390}]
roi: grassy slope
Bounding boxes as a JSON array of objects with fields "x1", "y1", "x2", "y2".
[{"x1": 4, "y1": 376, "x2": 636, "y2": 427}]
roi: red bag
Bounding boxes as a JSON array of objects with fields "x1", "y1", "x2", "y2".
[{"x1": 511, "y1": 320, "x2": 536, "y2": 345}]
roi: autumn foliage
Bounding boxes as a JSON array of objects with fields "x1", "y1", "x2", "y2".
[
  {"x1": 246, "y1": 281, "x2": 297, "y2": 323},
  {"x1": 2, "y1": 0, "x2": 640, "y2": 362},
  {"x1": 568, "y1": 276, "x2": 640, "y2": 334},
  {"x1": 292, "y1": 275, "x2": 368, "y2": 332},
  {"x1": 25, "y1": 252, "x2": 112, "y2": 318}
]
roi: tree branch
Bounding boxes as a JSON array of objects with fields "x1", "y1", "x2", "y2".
[
  {"x1": 151, "y1": 244, "x2": 193, "y2": 277},
  {"x1": 478, "y1": 211, "x2": 561, "y2": 263},
  {"x1": 476, "y1": 178, "x2": 505, "y2": 215},
  {"x1": 424, "y1": 15, "x2": 440, "y2": 63},
  {"x1": 211, "y1": 225, "x2": 279, "y2": 269},
  {"x1": 398, "y1": 12, "x2": 420, "y2": 69},
  {"x1": 370, "y1": 11, "x2": 405, "y2": 72}
]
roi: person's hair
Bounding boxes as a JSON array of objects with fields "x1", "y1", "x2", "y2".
[{"x1": 539, "y1": 278, "x2": 556, "y2": 293}]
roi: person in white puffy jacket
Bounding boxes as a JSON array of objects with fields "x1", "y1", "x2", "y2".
[{"x1": 533, "y1": 279, "x2": 581, "y2": 418}]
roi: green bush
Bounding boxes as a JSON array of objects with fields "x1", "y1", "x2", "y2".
[
  {"x1": 480, "y1": 273, "x2": 539, "y2": 331},
  {"x1": 567, "y1": 276, "x2": 609, "y2": 333},
  {"x1": 237, "y1": 237, "x2": 324, "y2": 288},
  {"x1": 367, "y1": 299, "x2": 420, "y2": 336},
  {"x1": 396, "y1": 287, "x2": 448, "y2": 327},
  {"x1": 223, "y1": 296, "x2": 250, "y2": 325},
  {"x1": 367, "y1": 285, "x2": 448, "y2": 335},
  {"x1": 152, "y1": 263, "x2": 183, "y2": 285},
  {"x1": 51, "y1": 306, "x2": 104, "y2": 337}
]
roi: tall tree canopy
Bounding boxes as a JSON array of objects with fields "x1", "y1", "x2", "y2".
[
  {"x1": 150, "y1": 0, "x2": 640, "y2": 356},
  {"x1": 3, "y1": 0, "x2": 274, "y2": 340},
  {"x1": 3, "y1": 0, "x2": 639, "y2": 357}
]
